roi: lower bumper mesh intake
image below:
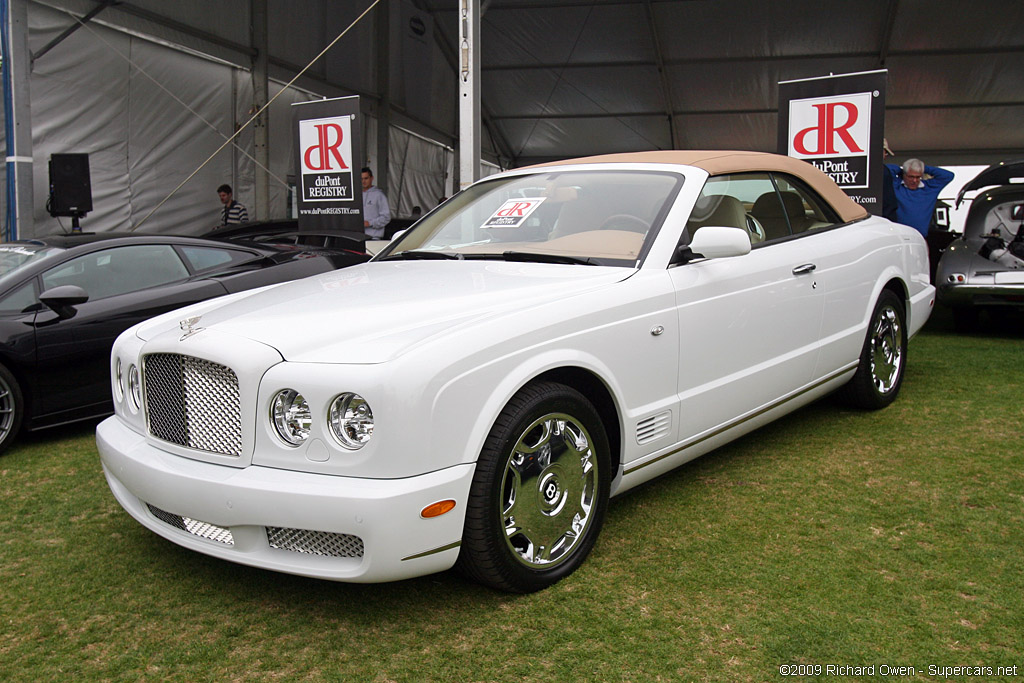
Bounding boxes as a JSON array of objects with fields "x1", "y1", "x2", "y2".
[
  {"x1": 145, "y1": 504, "x2": 364, "y2": 558},
  {"x1": 267, "y1": 527, "x2": 364, "y2": 558},
  {"x1": 146, "y1": 504, "x2": 234, "y2": 545}
]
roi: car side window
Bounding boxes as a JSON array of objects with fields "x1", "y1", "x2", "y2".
[
  {"x1": 687, "y1": 173, "x2": 777, "y2": 245},
  {"x1": 179, "y1": 246, "x2": 252, "y2": 273},
  {"x1": 41, "y1": 244, "x2": 189, "y2": 301},
  {"x1": 771, "y1": 174, "x2": 840, "y2": 234},
  {"x1": 0, "y1": 281, "x2": 39, "y2": 316}
]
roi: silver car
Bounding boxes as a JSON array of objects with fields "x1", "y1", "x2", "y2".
[{"x1": 936, "y1": 160, "x2": 1024, "y2": 330}]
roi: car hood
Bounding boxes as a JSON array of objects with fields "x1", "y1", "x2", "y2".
[
  {"x1": 138, "y1": 261, "x2": 634, "y2": 363},
  {"x1": 957, "y1": 159, "x2": 1024, "y2": 207}
]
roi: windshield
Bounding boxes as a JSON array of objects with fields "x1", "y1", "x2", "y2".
[
  {"x1": 381, "y1": 170, "x2": 683, "y2": 266},
  {"x1": 0, "y1": 243, "x2": 64, "y2": 291}
]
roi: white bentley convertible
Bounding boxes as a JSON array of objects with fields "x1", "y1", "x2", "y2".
[{"x1": 97, "y1": 151, "x2": 934, "y2": 592}]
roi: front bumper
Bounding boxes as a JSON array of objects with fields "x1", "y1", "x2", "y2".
[{"x1": 97, "y1": 416, "x2": 475, "y2": 583}]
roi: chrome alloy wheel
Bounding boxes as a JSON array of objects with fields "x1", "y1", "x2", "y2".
[
  {"x1": 500, "y1": 413, "x2": 598, "y2": 569},
  {"x1": 869, "y1": 304, "x2": 903, "y2": 395},
  {"x1": 0, "y1": 372, "x2": 16, "y2": 442}
]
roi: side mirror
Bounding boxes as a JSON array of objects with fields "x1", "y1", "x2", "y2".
[
  {"x1": 678, "y1": 226, "x2": 752, "y2": 263},
  {"x1": 39, "y1": 285, "x2": 89, "y2": 319}
]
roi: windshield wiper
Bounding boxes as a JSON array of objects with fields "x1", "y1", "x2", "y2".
[
  {"x1": 380, "y1": 250, "x2": 463, "y2": 261},
  {"x1": 501, "y1": 251, "x2": 596, "y2": 265}
]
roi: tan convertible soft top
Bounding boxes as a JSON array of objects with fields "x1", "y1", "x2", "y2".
[{"x1": 526, "y1": 150, "x2": 869, "y2": 224}]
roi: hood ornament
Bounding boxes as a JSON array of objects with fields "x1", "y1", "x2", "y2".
[{"x1": 179, "y1": 315, "x2": 205, "y2": 340}]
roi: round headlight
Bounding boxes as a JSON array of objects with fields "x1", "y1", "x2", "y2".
[
  {"x1": 127, "y1": 364, "x2": 141, "y2": 412},
  {"x1": 329, "y1": 393, "x2": 374, "y2": 450},
  {"x1": 271, "y1": 389, "x2": 311, "y2": 446},
  {"x1": 114, "y1": 357, "x2": 124, "y2": 402}
]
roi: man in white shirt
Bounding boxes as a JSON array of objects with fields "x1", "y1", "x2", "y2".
[{"x1": 361, "y1": 167, "x2": 391, "y2": 239}]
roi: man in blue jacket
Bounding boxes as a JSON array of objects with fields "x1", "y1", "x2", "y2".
[
  {"x1": 886, "y1": 157, "x2": 954, "y2": 282},
  {"x1": 885, "y1": 158, "x2": 954, "y2": 237}
]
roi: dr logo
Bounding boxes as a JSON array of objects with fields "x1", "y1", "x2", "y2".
[
  {"x1": 789, "y1": 92, "x2": 871, "y2": 159},
  {"x1": 299, "y1": 115, "x2": 353, "y2": 174},
  {"x1": 794, "y1": 103, "x2": 862, "y2": 155},
  {"x1": 483, "y1": 197, "x2": 546, "y2": 228},
  {"x1": 498, "y1": 202, "x2": 532, "y2": 217},
  {"x1": 303, "y1": 123, "x2": 348, "y2": 171}
]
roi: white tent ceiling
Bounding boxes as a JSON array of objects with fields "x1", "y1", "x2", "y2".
[
  {"x1": 28, "y1": 0, "x2": 1024, "y2": 166},
  {"x1": 5, "y1": 0, "x2": 1024, "y2": 237},
  {"x1": 443, "y1": 0, "x2": 1024, "y2": 165}
]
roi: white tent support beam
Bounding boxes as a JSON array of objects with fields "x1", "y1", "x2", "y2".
[
  {"x1": 416, "y1": 0, "x2": 513, "y2": 165},
  {"x1": 251, "y1": 0, "x2": 269, "y2": 220},
  {"x1": 30, "y1": 0, "x2": 114, "y2": 64},
  {"x1": 483, "y1": 44, "x2": 1024, "y2": 73},
  {"x1": 489, "y1": 100, "x2": 1024, "y2": 121},
  {"x1": 642, "y1": 0, "x2": 675, "y2": 149},
  {"x1": 5, "y1": 0, "x2": 34, "y2": 240},
  {"x1": 374, "y1": 0, "x2": 390, "y2": 191},
  {"x1": 458, "y1": 0, "x2": 480, "y2": 191},
  {"x1": 878, "y1": 0, "x2": 899, "y2": 66},
  {"x1": 33, "y1": 0, "x2": 256, "y2": 67}
]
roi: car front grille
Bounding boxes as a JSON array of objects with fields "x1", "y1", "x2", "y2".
[{"x1": 143, "y1": 353, "x2": 242, "y2": 457}]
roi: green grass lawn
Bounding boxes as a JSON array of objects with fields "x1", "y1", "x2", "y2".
[{"x1": 2, "y1": 308, "x2": 1022, "y2": 682}]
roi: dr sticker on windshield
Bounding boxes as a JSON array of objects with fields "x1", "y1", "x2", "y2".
[{"x1": 482, "y1": 197, "x2": 546, "y2": 228}]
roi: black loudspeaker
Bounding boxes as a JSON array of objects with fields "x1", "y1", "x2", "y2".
[{"x1": 48, "y1": 153, "x2": 92, "y2": 217}]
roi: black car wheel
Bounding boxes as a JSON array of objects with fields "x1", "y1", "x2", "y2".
[
  {"x1": 457, "y1": 382, "x2": 611, "y2": 593},
  {"x1": 838, "y1": 290, "x2": 907, "y2": 410},
  {"x1": 0, "y1": 363, "x2": 25, "y2": 454}
]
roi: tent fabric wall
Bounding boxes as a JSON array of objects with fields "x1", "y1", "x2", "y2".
[
  {"x1": 28, "y1": 4, "x2": 134, "y2": 235},
  {"x1": 387, "y1": 126, "x2": 450, "y2": 219},
  {"x1": 22, "y1": 3, "x2": 241, "y2": 236}
]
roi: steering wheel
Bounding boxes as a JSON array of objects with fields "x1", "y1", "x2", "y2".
[{"x1": 599, "y1": 214, "x2": 649, "y2": 233}]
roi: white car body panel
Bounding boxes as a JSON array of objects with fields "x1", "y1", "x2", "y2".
[{"x1": 98, "y1": 155, "x2": 934, "y2": 585}]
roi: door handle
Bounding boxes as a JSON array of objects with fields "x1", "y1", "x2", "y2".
[{"x1": 792, "y1": 263, "x2": 817, "y2": 276}]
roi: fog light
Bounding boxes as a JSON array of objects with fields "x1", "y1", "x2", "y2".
[
  {"x1": 328, "y1": 393, "x2": 374, "y2": 450},
  {"x1": 127, "y1": 364, "x2": 141, "y2": 412},
  {"x1": 271, "y1": 389, "x2": 311, "y2": 446}
]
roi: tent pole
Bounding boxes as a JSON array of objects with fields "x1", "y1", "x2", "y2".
[
  {"x1": 374, "y1": 0, "x2": 390, "y2": 194},
  {"x1": 251, "y1": 0, "x2": 269, "y2": 220},
  {"x1": 458, "y1": 0, "x2": 480, "y2": 190},
  {"x1": 2, "y1": 0, "x2": 33, "y2": 241}
]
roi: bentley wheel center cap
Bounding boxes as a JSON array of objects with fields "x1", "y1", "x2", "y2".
[{"x1": 538, "y1": 470, "x2": 565, "y2": 514}]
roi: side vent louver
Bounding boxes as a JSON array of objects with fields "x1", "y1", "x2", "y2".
[{"x1": 636, "y1": 411, "x2": 671, "y2": 445}]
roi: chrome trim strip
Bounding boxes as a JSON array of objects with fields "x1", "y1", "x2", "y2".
[
  {"x1": 401, "y1": 540, "x2": 462, "y2": 562},
  {"x1": 624, "y1": 363, "x2": 857, "y2": 475}
]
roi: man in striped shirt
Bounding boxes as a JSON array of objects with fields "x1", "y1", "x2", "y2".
[{"x1": 217, "y1": 184, "x2": 249, "y2": 226}]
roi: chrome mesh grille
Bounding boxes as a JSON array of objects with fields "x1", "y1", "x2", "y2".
[
  {"x1": 146, "y1": 504, "x2": 234, "y2": 545},
  {"x1": 267, "y1": 527, "x2": 364, "y2": 558},
  {"x1": 143, "y1": 353, "x2": 242, "y2": 456}
]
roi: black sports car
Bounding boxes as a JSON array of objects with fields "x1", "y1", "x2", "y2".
[{"x1": 0, "y1": 232, "x2": 368, "y2": 453}]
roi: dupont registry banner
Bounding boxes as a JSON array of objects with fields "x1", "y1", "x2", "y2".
[
  {"x1": 292, "y1": 96, "x2": 363, "y2": 232},
  {"x1": 778, "y1": 70, "x2": 887, "y2": 215}
]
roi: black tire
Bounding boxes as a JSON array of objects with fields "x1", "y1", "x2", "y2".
[
  {"x1": 457, "y1": 381, "x2": 611, "y2": 593},
  {"x1": 838, "y1": 290, "x2": 907, "y2": 410},
  {"x1": 0, "y1": 363, "x2": 25, "y2": 455}
]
